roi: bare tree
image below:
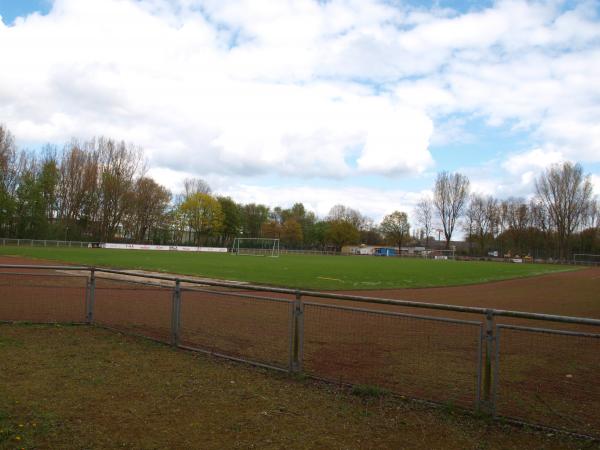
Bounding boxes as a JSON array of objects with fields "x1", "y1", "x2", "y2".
[
  {"x1": 0, "y1": 124, "x2": 21, "y2": 196},
  {"x1": 433, "y1": 171, "x2": 470, "y2": 249},
  {"x1": 96, "y1": 138, "x2": 143, "y2": 241},
  {"x1": 414, "y1": 197, "x2": 433, "y2": 248},
  {"x1": 123, "y1": 177, "x2": 171, "y2": 242},
  {"x1": 183, "y1": 178, "x2": 211, "y2": 197},
  {"x1": 467, "y1": 194, "x2": 498, "y2": 255},
  {"x1": 589, "y1": 199, "x2": 600, "y2": 229},
  {"x1": 535, "y1": 162, "x2": 593, "y2": 259},
  {"x1": 56, "y1": 140, "x2": 100, "y2": 228},
  {"x1": 327, "y1": 204, "x2": 368, "y2": 230}
]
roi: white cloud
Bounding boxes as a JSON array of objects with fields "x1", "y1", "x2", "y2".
[
  {"x1": 0, "y1": 0, "x2": 599, "y2": 207},
  {"x1": 0, "y1": 0, "x2": 436, "y2": 179},
  {"x1": 591, "y1": 175, "x2": 600, "y2": 198},
  {"x1": 502, "y1": 148, "x2": 566, "y2": 176},
  {"x1": 217, "y1": 183, "x2": 425, "y2": 223}
]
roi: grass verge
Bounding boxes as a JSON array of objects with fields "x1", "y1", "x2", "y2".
[{"x1": 0, "y1": 323, "x2": 593, "y2": 450}]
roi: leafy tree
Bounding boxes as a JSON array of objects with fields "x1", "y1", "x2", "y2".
[
  {"x1": 242, "y1": 203, "x2": 270, "y2": 237},
  {"x1": 217, "y1": 196, "x2": 242, "y2": 246},
  {"x1": 15, "y1": 169, "x2": 47, "y2": 238},
  {"x1": 380, "y1": 211, "x2": 410, "y2": 251},
  {"x1": 281, "y1": 218, "x2": 303, "y2": 246},
  {"x1": 179, "y1": 193, "x2": 224, "y2": 245},
  {"x1": 261, "y1": 219, "x2": 281, "y2": 238},
  {"x1": 326, "y1": 220, "x2": 360, "y2": 250}
]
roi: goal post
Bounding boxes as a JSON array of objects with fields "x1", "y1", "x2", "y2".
[
  {"x1": 423, "y1": 249, "x2": 455, "y2": 260},
  {"x1": 231, "y1": 237, "x2": 280, "y2": 257},
  {"x1": 573, "y1": 254, "x2": 600, "y2": 265}
]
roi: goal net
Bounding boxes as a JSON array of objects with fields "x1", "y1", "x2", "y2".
[
  {"x1": 232, "y1": 238, "x2": 280, "y2": 257},
  {"x1": 424, "y1": 249, "x2": 455, "y2": 260},
  {"x1": 573, "y1": 254, "x2": 600, "y2": 265}
]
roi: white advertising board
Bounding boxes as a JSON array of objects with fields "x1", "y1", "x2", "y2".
[{"x1": 103, "y1": 243, "x2": 227, "y2": 253}]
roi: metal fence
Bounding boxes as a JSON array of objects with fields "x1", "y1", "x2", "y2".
[
  {"x1": 0, "y1": 238, "x2": 92, "y2": 248},
  {"x1": 0, "y1": 264, "x2": 599, "y2": 439}
]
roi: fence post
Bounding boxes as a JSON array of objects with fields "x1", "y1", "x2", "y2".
[
  {"x1": 289, "y1": 291, "x2": 304, "y2": 373},
  {"x1": 482, "y1": 309, "x2": 496, "y2": 413},
  {"x1": 171, "y1": 279, "x2": 182, "y2": 347},
  {"x1": 86, "y1": 268, "x2": 96, "y2": 324}
]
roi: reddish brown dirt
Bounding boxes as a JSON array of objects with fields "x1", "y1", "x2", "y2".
[{"x1": 341, "y1": 267, "x2": 600, "y2": 319}]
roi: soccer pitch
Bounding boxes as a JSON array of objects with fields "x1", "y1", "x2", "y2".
[{"x1": 0, "y1": 246, "x2": 575, "y2": 290}]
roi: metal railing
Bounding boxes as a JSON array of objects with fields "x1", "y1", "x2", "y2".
[
  {"x1": 0, "y1": 238, "x2": 92, "y2": 248},
  {"x1": 0, "y1": 263, "x2": 599, "y2": 439}
]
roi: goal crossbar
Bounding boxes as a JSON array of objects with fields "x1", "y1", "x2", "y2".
[
  {"x1": 573, "y1": 253, "x2": 600, "y2": 265},
  {"x1": 232, "y1": 237, "x2": 280, "y2": 257}
]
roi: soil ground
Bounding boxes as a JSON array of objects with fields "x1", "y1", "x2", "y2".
[{"x1": 0, "y1": 324, "x2": 595, "y2": 450}]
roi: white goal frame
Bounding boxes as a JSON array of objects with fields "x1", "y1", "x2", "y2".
[
  {"x1": 424, "y1": 249, "x2": 456, "y2": 260},
  {"x1": 231, "y1": 237, "x2": 280, "y2": 257},
  {"x1": 573, "y1": 253, "x2": 600, "y2": 265}
]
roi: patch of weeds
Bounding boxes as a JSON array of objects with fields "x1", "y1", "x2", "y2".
[
  {"x1": 288, "y1": 372, "x2": 310, "y2": 383},
  {"x1": 0, "y1": 335, "x2": 22, "y2": 348},
  {"x1": 351, "y1": 384, "x2": 390, "y2": 399},
  {"x1": 0, "y1": 408, "x2": 41, "y2": 448},
  {"x1": 360, "y1": 409, "x2": 372, "y2": 418},
  {"x1": 441, "y1": 400, "x2": 458, "y2": 416}
]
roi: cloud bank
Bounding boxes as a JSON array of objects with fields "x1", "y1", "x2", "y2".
[{"x1": 0, "y1": 0, "x2": 599, "y2": 218}]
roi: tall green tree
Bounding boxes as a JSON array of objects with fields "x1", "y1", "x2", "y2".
[
  {"x1": 242, "y1": 203, "x2": 270, "y2": 237},
  {"x1": 380, "y1": 211, "x2": 410, "y2": 251},
  {"x1": 217, "y1": 196, "x2": 242, "y2": 246},
  {"x1": 179, "y1": 193, "x2": 224, "y2": 245},
  {"x1": 326, "y1": 220, "x2": 360, "y2": 251},
  {"x1": 15, "y1": 168, "x2": 48, "y2": 238}
]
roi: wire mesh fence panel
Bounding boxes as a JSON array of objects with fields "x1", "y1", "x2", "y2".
[
  {"x1": 495, "y1": 325, "x2": 600, "y2": 437},
  {"x1": 303, "y1": 302, "x2": 482, "y2": 408},
  {"x1": 180, "y1": 288, "x2": 293, "y2": 369},
  {"x1": 94, "y1": 278, "x2": 173, "y2": 343},
  {"x1": 0, "y1": 272, "x2": 87, "y2": 323}
]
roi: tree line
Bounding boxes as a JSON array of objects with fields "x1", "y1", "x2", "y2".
[
  {"x1": 1, "y1": 125, "x2": 598, "y2": 259},
  {"x1": 414, "y1": 167, "x2": 599, "y2": 260}
]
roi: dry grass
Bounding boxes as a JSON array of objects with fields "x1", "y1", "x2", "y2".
[{"x1": 0, "y1": 324, "x2": 595, "y2": 450}]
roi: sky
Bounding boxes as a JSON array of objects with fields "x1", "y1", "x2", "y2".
[{"x1": 0, "y1": 0, "x2": 599, "y2": 222}]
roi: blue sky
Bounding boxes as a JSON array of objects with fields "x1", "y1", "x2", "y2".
[
  {"x1": 1, "y1": 0, "x2": 599, "y2": 220},
  {"x1": 0, "y1": 0, "x2": 50, "y2": 24}
]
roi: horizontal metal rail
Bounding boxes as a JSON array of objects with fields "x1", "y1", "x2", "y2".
[
  {"x1": 497, "y1": 323, "x2": 600, "y2": 338},
  {"x1": 0, "y1": 271, "x2": 88, "y2": 278},
  {"x1": 183, "y1": 286, "x2": 293, "y2": 305},
  {"x1": 304, "y1": 301, "x2": 483, "y2": 326},
  {"x1": 1, "y1": 264, "x2": 600, "y2": 327},
  {"x1": 178, "y1": 344, "x2": 288, "y2": 373},
  {"x1": 0, "y1": 265, "x2": 91, "y2": 271}
]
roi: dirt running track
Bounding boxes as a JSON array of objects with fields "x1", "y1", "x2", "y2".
[
  {"x1": 342, "y1": 267, "x2": 600, "y2": 319},
  {"x1": 1, "y1": 256, "x2": 599, "y2": 437}
]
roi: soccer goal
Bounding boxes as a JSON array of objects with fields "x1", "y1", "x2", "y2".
[
  {"x1": 573, "y1": 254, "x2": 600, "y2": 265},
  {"x1": 231, "y1": 238, "x2": 280, "y2": 257},
  {"x1": 424, "y1": 249, "x2": 455, "y2": 260}
]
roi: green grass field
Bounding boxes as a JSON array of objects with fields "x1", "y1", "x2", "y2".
[{"x1": 0, "y1": 246, "x2": 575, "y2": 290}]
